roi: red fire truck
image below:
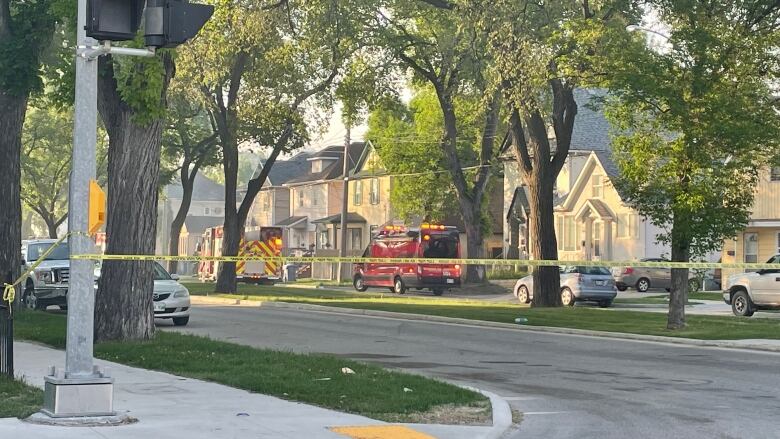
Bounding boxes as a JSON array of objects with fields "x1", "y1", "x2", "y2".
[
  {"x1": 198, "y1": 226, "x2": 283, "y2": 284},
  {"x1": 353, "y1": 223, "x2": 461, "y2": 296}
]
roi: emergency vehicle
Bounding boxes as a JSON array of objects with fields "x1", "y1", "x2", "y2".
[
  {"x1": 353, "y1": 223, "x2": 461, "y2": 296},
  {"x1": 198, "y1": 226, "x2": 283, "y2": 284}
]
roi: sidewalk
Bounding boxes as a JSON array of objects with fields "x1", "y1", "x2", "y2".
[{"x1": 2, "y1": 342, "x2": 506, "y2": 439}]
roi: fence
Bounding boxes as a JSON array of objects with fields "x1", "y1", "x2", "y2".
[{"x1": 0, "y1": 304, "x2": 12, "y2": 378}]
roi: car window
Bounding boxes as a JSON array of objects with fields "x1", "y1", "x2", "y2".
[
  {"x1": 422, "y1": 236, "x2": 458, "y2": 258},
  {"x1": 569, "y1": 266, "x2": 611, "y2": 275},
  {"x1": 26, "y1": 242, "x2": 70, "y2": 261},
  {"x1": 766, "y1": 255, "x2": 780, "y2": 264},
  {"x1": 153, "y1": 262, "x2": 172, "y2": 280}
]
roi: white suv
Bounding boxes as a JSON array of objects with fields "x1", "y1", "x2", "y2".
[
  {"x1": 21, "y1": 239, "x2": 71, "y2": 310},
  {"x1": 722, "y1": 255, "x2": 780, "y2": 317}
]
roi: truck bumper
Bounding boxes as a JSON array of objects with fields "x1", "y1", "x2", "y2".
[{"x1": 401, "y1": 274, "x2": 461, "y2": 289}]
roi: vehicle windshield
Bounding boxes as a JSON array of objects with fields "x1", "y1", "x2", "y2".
[
  {"x1": 422, "y1": 235, "x2": 458, "y2": 258},
  {"x1": 564, "y1": 266, "x2": 612, "y2": 275},
  {"x1": 26, "y1": 242, "x2": 70, "y2": 262},
  {"x1": 154, "y1": 262, "x2": 172, "y2": 280}
]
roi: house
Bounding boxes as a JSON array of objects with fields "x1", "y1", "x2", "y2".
[
  {"x1": 157, "y1": 173, "x2": 225, "y2": 255},
  {"x1": 721, "y1": 166, "x2": 780, "y2": 279},
  {"x1": 282, "y1": 142, "x2": 368, "y2": 251},
  {"x1": 245, "y1": 153, "x2": 310, "y2": 248},
  {"x1": 503, "y1": 89, "x2": 670, "y2": 262},
  {"x1": 345, "y1": 141, "x2": 395, "y2": 248}
]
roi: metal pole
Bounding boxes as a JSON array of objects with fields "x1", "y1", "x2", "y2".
[
  {"x1": 66, "y1": 0, "x2": 98, "y2": 379},
  {"x1": 337, "y1": 126, "x2": 351, "y2": 283}
]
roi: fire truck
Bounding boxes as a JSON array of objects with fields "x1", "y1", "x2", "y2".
[
  {"x1": 352, "y1": 223, "x2": 461, "y2": 296},
  {"x1": 198, "y1": 226, "x2": 283, "y2": 284}
]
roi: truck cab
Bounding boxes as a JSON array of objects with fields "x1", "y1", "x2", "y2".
[
  {"x1": 353, "y1": 223, "x2": 461, "y2": 296},
  {"x1": 723, "y1": 254, "x2": 780, "y2": 316},
  {"x1": 20, "y1": 239, "x2": 71, "y2": 310}
]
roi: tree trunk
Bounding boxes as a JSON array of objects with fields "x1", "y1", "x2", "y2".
[
  {"x1": 215, "y1": 136, "x2": 239, "y2": 293},
  {"x1": 667, "y1": 215, "x2": 690, "y2": 329},
  {"x1": 45, "y1": 216, "x2": 58, "y2": 238},
  {"x1": 464, "y1": 220, "x2": 485, "y2": 282},
  {"x1": 526, "y1": 172, "x2": 562, "y2": 307},
  {"x1": 94, "y1": 55, "x2": 173, "y2": 341},
  {"x1": 0, "y1": 91, "x2": 25, "y2": 302},
  {"x1": 168, "y1": 163, "x2": 197, "y2": 274}
]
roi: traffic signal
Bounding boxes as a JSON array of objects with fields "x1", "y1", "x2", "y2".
[
  {"x1": 144, "y1": 0, "x2": 214, "y2": 48},
  {"x1": 86, "y1": 0, "x2": 146, "y2": 41}
]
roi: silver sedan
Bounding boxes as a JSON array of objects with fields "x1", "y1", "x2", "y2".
[{"x1": 513, "y1": 266, "x2": 617, "y2": 307}]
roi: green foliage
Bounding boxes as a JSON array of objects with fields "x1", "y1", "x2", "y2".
[
  {"x1": 20, "y1": 106, "x2": 108, "y2": 235},
  {"x1": 602, "y1": 1, "x2": 780, "y2": 259},
  {"x1": 0, "y1": 0, "x2": 60, "y2": 96}
]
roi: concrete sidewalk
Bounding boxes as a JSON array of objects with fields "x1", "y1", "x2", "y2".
[{"x1": 2, "y1": 342, "x2": 507, "y2": 439}]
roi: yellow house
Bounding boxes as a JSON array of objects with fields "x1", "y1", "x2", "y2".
[
  {"x1": 553, "y1": 151, "x2": 669, "y2": 261},
  {"x1": 347, "y1": 141, "x2": 395, "y2": 242},
  {"x1": 721, "y1": 166, "x2": 780, "y2": 278}
]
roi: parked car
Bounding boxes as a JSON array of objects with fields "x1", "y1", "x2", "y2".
[
  {"x1": 613, "y1": 258, "x2": 701, "y2": 293},
  {"x1": 20, "y1": 239, "x2": 71, "y2": 310},
  {"x1": 722, "y1": 255, "x2": 780, "y2": 317},
  {"x1": 513, "y1": 266, "x2": 617, "y2": 307}
]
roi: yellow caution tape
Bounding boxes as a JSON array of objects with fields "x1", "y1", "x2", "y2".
[{"x1": 69, "y1": 253, "x2": 777, "y2": 270}]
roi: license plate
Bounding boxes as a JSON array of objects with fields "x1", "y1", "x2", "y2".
[
  {"x1": 446, "y1": 279, "x2": 454, "y2": 284},
  {"x1": 154, "y1": 303, "x2": 166, "y2": 312},
  {"x1": 443, "y1": 271, "x2": 451, "y2": 276},
  {"x1": 595, "y1": 280, "x2": 605, "y2": 286}
]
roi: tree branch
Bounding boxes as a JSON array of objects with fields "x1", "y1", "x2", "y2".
[
  {"x1": 510, "y1": 109, "x2": 533, "y2": 176},
  {"x1": 550, "y1": 79, "x2": 577, "y2": 176}
]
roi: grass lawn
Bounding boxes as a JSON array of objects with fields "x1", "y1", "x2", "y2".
[
  {"x1": 183, "y1": 282, "x2": 780, "y2": 340},
  {"x1": 0, "y1": 376, "x2": 42, "y2": 419},
  {"x1": 13, "y1": 311, "x2": 487, "y2": 422}
]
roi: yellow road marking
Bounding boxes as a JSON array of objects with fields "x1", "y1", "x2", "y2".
[{"x1": 330, "y1": 425, "x2": 436, "y2": 439}]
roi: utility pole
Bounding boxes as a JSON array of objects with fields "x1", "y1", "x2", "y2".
[
  {"x1": 337, "y1": 126, "x2": 351, "y2": 283},
  {"x1": 41, "y1": 0, "x2": 115, "y2": 418}
]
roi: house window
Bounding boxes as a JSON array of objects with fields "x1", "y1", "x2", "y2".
[
  {"x1": 593, "y1": 222, "x2": 601, "y2": 257},
  {"x1": 318, "y1": 230, "x2": 330, "y2": 249},
  {"x1": 556, "y1": 216, "x2": 564, "y2": 251},
  {"x1": 353, "y1": 180, "x2": 363, "y2": 206},
  {"x1": 771, "y1": 167, "x2": 780, "y2": 181},
  {"x1": 744, "y1": 232, "x2": 758, "y2": 263},
  {"x1": 618, "y1": 214, "x2": 639, "y2": 238},
  {"x1": 311, "y1": 187, "x2": 318, "y2": 206},
  {"x1": 214, "y1": 207, "x2": 222, "y2": 215},
  {"x1": 297, "y1": 189, "x2": 304, "y2": 207},
  {"x1": 204, "y1": 207, "x2": 210, "y2": 215},
  {"x1": 592, "y1": 175, "x2": 603, "y2": 198},
  {"x1": 777, "y1": 232, "x2": 780, "y2": 255},
  {"x1": 312, "y1": 161, "x2": 322, "y2": 173},
  {"x1": 369, "y1": 178, "x2": 380, "y2": 204},
  {"x1": 564, "y1": 216, "x2": 576, "y2": 251},
  {"x1": 263, "y1": 193, "x2": 271, "y2": 209},
  {"x1": 349, "y1": 228, "x2": 362, "y2": 250}
]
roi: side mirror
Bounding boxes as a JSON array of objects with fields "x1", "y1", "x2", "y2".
[{"x1": 170, "y1": 274, "x2": 180, "y2": 281}]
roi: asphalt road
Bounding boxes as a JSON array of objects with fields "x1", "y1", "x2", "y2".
[{"x1": 164, "y1": 305, "x2": 780, "y2": 439}]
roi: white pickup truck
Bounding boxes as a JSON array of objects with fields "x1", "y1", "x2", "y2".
[
  {"x1": 722, "y1": 255, "x2": 780, "y2": 317},
  {"x1": 21, "y1": 239, "x2": 70, "y2": 310}
]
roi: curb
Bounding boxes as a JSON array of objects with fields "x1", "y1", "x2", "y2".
[
  {"x1": 466, "y1": 387, "x2": 514, "y2": 439},
  {"x1": 189, "y1": 296, "x2": 780, "y2": 353}
]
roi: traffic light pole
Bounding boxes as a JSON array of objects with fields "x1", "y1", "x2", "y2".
[{"x1": 40, "y1": 0, "x2": 115, "y2": 419}]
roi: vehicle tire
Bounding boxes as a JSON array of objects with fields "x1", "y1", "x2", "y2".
[
  {"x1": 353, "y1": 275, "x2": 368, "y2": 292},
  {"x1": 731, "y1": 291, "x2": 755, "y2": 317},
  {"x1": 59, "y1": 305, "x2": 68, "y2": 311},
  {"x1": 616, "y1": 285, "x2": 627, "y2": 292},
  {"x1": 636, "y1": 278, "x2": 651, "y2": 293},
  {"x1": 688, "y1": 278, "x2": 700, "y2": 293},
  {"x1": 599, "y1": 300, "x2": 613, "y2": 308},
  {"x1": 173, "y1": 316, "x2": 190, "y2": 326},
  {"x1": 517, "y1": 285, "x2": 530, "y2": 304},
  {"x1": 393, "y1": 277, "x2": 406, "y2": 295},
  {"x1": 432, "y1": 288, "x2": 444, "y2": 296},
  {"x1": 23, "y1": 287, "x2": 44, "y2": 311},
  {"x1": 561, "y1": 288, "x2": 575, "y2": 307}
]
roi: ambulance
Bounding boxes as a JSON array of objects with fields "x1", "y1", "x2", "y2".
[{"x1": 352, "y1": 223, "x2": 461, "y2": 295}]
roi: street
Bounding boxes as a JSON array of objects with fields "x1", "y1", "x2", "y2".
[{"x1": 165, "y1": 304, "x2": 780, "y2": 439}]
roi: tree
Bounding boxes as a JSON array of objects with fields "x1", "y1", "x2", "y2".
[
  {"x1": 178, "y1": 0, "x2": 367, "y2": 293},
  {"x1": 0, "y1": 0, "x2": 60, "y2": 290},
  {"x1": 474, "y1": 0, "x2": 637, "y2": 306},
  {"x1": 160, "y1": 95, "x2": 220, "y2": 273},
  {"x1": 20, "y1": 106, "x2": 108, "y2": 238},
  {"x1": 371, "y1": 0, "x2": 502, "y2": 283},
  {"x1": 95, "y1": 52, "x2": 175, "y2": 341},
  {"x1": 602, "y1": 1, "x2": 780, "y2": 328}
]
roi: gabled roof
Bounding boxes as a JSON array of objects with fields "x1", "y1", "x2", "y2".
[
  {"x1": 275, "y1": 216, "x2": 307, "y2": 228},
  {"x1": 250, "y1": 152, "x2": 310, "y2": 188},
  {"x1": 559, "y1": 150, "x2": 625, "y2": 212},
  {"x1": 507, "y1": 187, "x2": 530, "y2": 220},
  {"x1": 284, "y1": 142, "x2": 367, "y2": 186},
  {"x1": 183, "y1": 216, "x2": 224, "y2": 234},
  {"x1": 165, "y1": 173, "x2": 224, "y2": 202}
]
